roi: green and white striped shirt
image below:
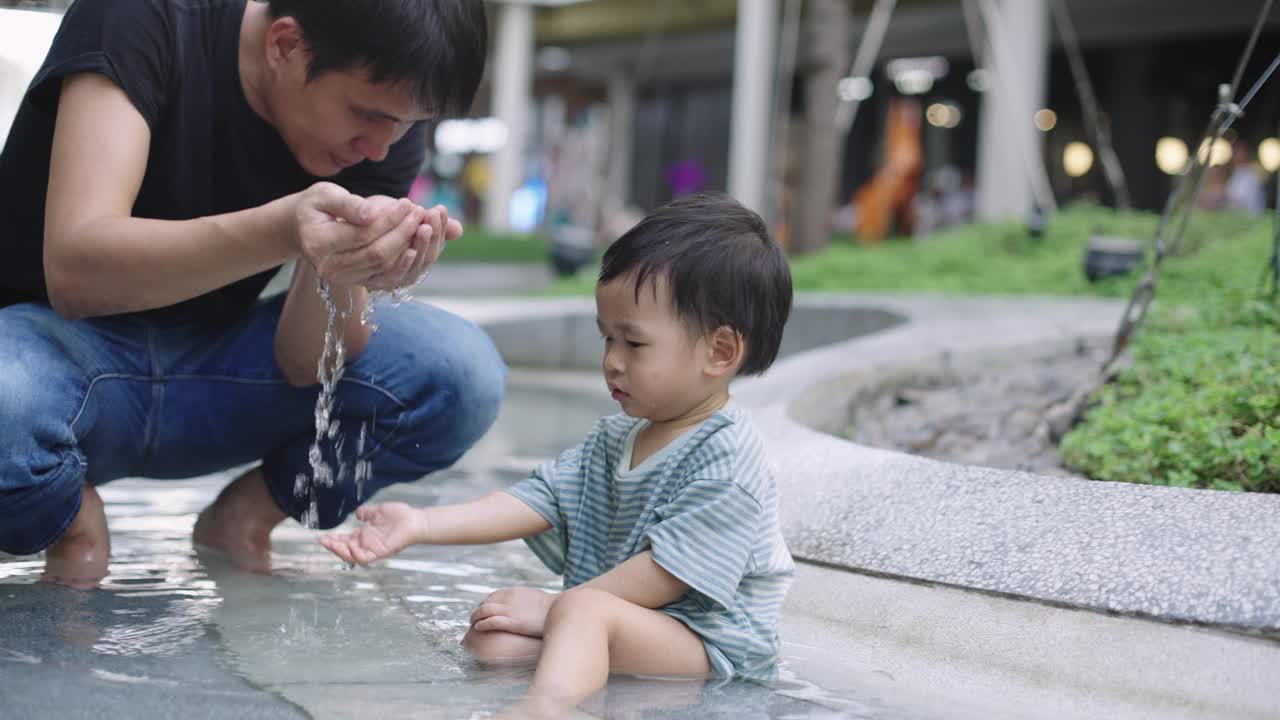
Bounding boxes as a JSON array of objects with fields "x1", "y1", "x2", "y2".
[{"x1": 506, "y1": 402, "x2": 794, "y2": 682}]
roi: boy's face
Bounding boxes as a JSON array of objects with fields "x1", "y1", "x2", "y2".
[{"x1": 595, "y1": 275, "x2": 715, "y2": 423}]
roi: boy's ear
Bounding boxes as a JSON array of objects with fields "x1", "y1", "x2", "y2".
[{"x1": 704, "y1": 326, "x2": 745, "y2": 377}]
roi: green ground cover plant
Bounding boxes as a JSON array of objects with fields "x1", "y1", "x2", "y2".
[{"x1": 545, "y1": 204, "x2": 1277, "y2": 491}]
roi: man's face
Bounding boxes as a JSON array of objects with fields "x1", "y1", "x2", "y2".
[
  {"x1": 272, "y1": 67, "x2": 430, "y2": 177},
  {"x1": 262, "y1": 17, "x2": 432, "y2": 177}
]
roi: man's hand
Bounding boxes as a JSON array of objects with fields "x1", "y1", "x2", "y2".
[
  {"x1": 292, "y1": 183, "x2": 462, "y2": 292},
  {"x1": 470, "y1": 586, "x2": 558, "y2": 638},
  {"x1": 363, "y1": 196, "x2": 463, "y2": 292},
  {"x1": 319, "y1": 502, "x2": 425, "y2": 566}
]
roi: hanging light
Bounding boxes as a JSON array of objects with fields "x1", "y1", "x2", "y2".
[
  {"x1": 1258, "y1": 138, "x2": 1280, "y2": 173},
  {"x1": 1034, "y1": 109, "x2": 1057, "y2": 132},
  {"x1": 1155, "y1": 137, "x2": 1189, "y2": 175},
  {"x1": 837, "y1": 76, "x2": 874, "y2": 102},
  {"x1": 926, "y1": 102, "x2": 962, "y2": 129},
  {"x1": 1063, "y1": 142, "x2": 1094, "y2": 177},
  {"x1": 966, "y1": 69, "x2": 990, "y2": 93}
]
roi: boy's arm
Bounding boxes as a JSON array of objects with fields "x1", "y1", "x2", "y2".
[
  {"x1": 321, "y1": 492, "x2": 551, "y2": 567},
  {"x1": 417, "y1": 491, "x2": 552, "y2": 545},
  {"x1": 579, "y1": 551, "x2": 690, "y2": 609}
]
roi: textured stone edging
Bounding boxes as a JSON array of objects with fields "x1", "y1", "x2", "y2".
[{"x1": 443, "y1": 293, "x2": 1280, "y2": 634}]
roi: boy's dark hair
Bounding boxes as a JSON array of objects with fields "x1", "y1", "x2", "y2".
[
  {"x1": 265, "y1": 0, "x2": 488, "y2": 118},
  {"x1": 599, "y1": 193, "x2": 793, "y2": 377}
]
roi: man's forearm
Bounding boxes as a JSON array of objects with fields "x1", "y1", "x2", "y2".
[{"x1": 44, "y1": 194, "x2": 299, "y2": 319}]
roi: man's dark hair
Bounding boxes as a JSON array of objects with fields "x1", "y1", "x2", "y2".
[
  {"x1": 599, "y1": 193, "x2": 793, "y2": 377},
  {"x1": 265, "y1": 0, "x2": 488, "y2": 117}
]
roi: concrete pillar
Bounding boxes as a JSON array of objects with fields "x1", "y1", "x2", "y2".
[
  {"x1": 484, "y1": 1, "x2": 534, "y2": 232},
  {"x1": 975, "y1": 0, "x2": 1050, "y2": 221},
  {"x1": 605, "y1": 68, "x2": 635, "y2": 212},
  {"x1": 728, "y1": 0, "x2": 777, "y2": 215}
]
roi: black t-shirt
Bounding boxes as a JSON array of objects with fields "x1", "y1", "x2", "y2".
[{"x1": 0, "y1": 0, "x2": 427, "y2": 325}]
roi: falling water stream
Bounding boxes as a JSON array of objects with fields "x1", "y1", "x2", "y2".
[{"x1": 297, "y1": 276, "x2": 422, "y2": 529}]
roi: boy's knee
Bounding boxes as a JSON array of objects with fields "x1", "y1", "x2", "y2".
[
  {"x1": 461, "y1": 628, "x2": 541, "y2": 666},
  {"x1": 546, "y1": 587, "x2": 616, "y2": 629}
]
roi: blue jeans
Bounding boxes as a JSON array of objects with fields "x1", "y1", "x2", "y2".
[{"x1": 0, "y1": 295, "x2": 506, "y2": 555}]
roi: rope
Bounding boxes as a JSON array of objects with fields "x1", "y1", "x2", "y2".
[
  {"x1": 834, "y1": 0, "x2": 898, "y2": 133},
  {"x1": 1050, "y1": 0, "x2": 1131, "y2": 209},
  {"x1": 1103, "y1": 0, "x2": 1278, "y2": 371}
]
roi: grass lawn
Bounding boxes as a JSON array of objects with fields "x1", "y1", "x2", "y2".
[
  {"x1": 441, "y1": 229, "x2": 550, "y2": 264},
  {"x1": 545, "y1": 204, "x2": 1266, "y2": 299}
]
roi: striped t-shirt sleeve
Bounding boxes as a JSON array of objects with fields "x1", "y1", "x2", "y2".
[
  {"x1": 504, "y1": 441, "x2": 584, "y2": 576},
  {"x1": 644, "y1": 477, "x2": 762, "y2": 611}
]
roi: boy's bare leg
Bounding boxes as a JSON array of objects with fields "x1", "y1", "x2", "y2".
[
  {"x1": 462, "y1": 627, "x2": 544, "y2": 667},
  {"x1": 193, "y1": 466, "x2": 287, "y2": 572},
  {"x1": 41, "y1": 481, "x2": 110, "y2": 590},
  {"x1": 506, "y1": 587, "x2": 711, "y2": 717}
]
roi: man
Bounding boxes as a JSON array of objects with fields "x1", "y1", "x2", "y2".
[{"x1": 0, "y1": 0, "x2": 505, "y2": 588}]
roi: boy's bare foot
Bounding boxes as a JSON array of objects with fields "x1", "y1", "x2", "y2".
[
  {"x1": 41, "y1": 482, "x2": 110, "y2": 590},
  {"x1": 192, "y1": 467, "x2": 287, "y2": 573},
  {"x1": 496, "y1": 695, "x2": 593, "y2": 720}
]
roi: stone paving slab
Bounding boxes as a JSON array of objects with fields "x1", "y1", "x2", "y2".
[{"x1": 434, "y1": 293, "x2": 1280, "y2": 633}]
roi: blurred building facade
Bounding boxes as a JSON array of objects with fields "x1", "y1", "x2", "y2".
[
  {"x1": 4, "y1": 0, "x2": 1278, "y2": 245},
  {"x1": 475, "y1": 0, "x2": 1280, "y2": 245}
]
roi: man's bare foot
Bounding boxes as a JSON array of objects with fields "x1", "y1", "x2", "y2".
[
  {"x1": 41, "y1": 482, "x2": 110, "y2": 590},
  {"x1": 192, "y1": 466, "x2": 287, "y2": 573}
]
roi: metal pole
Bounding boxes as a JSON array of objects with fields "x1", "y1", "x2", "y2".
[
  {"x1": 484, "y1": 2, "x2": 534, "y2": 231},
  {"x1": 973, "y1": 0, "x2": 1056, "y2": 219}
]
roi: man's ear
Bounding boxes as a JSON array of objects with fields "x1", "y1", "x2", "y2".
[
  {"x1": 704, "y1": 326, "x2": 745, "y2": 378},
  {"x1": 265, "y1": 17, "x2": 307, "y2": 76}
]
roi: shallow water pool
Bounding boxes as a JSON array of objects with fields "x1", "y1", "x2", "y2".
[{"x1": 0, "y1": 383, "x2": 912, "y2": 719}]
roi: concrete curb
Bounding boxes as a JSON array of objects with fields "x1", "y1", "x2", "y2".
[{"x1": 435, "y1": 293, "x2": 1280, "y2": 634}]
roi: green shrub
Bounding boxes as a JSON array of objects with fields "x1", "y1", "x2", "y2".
[
  {"x1": 1060, "y1": 329, "x2": 1280, "y2": 493},
  {"x1": 545, "y1": 203, "x2": 1264, "y2": 298},
  {"x1": 1061, "y1": 208, "x2": 1278, "y2": 492}
]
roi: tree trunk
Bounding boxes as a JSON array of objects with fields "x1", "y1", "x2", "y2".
[{"x1": 790, "y1": 0, "x2": 850, "y2": 255}]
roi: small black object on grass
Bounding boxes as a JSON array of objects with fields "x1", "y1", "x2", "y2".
[{"x1": 1084, "y1": 235, "x2": 1144, "y2": 283}]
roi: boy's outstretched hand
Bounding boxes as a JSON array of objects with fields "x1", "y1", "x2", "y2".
[{"x1": 319, "y1": 502, "x2": 424, "y2": 566}]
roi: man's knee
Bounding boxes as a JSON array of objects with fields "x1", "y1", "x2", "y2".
[
  {"x1": 441, "y1": 318, "x2": 506, "y2": 449},
  {"x1": 0, "y1": 359, "x2": 75, "y2": 478},
  {"x1": 394, "y1": 309, "x2": 506, "y2": 458},
  {"x1": 0, "y1": 370, "x2": 86, "y2": 555},
  {"x1": 0, "y1": 311, "x2": 94, "y2": 554}
]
